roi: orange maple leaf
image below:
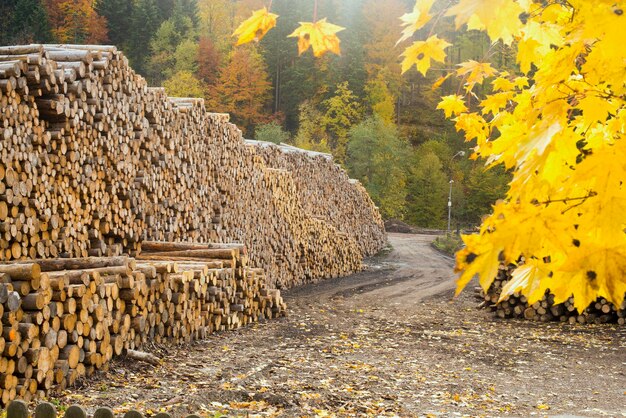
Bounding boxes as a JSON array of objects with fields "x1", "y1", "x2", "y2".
[
  {"x1": 288, "y1": 18, "x2": 345, "y2": 57},
  {"x1": 232, "y1": 7, "x2": 278, "y2": 46}
]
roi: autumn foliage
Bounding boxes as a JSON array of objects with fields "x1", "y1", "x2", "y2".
[
  {"x1": 206, "y1": 46, "x2": 272, "y2": 134},
  {"x1": 395, "y1": 0, "x2": 626, "y2": 312},
  {"x1": 44, "y1": 0, "x2": 108, "y2": 43},
  {"x1": 229, "y1": 1, "x2": 625, "y2": 313}
]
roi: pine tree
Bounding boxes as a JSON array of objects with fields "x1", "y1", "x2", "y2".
[
  {"x1": 128, "y1": 0, "x2": 161, "y2": 74},
  {"x1": 1, "y1": 0, "x2": 53, "y2": 44},
  {"x1": 95, "y1": 0, "x2": 134, "y2": 52}
]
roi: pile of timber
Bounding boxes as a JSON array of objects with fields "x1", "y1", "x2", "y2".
[
  {"x1": 0, "y1": 250, "x2": 285, "y2": 404},
  {"x1": 246, "y1": 140, "x2": 386, "y2": 258},
  {"x1": 0, "y1": 44, "x2": 385, "y2": 289},
  {"x1": 478, "y1": 264, "x2": 626, "y2": 324}
]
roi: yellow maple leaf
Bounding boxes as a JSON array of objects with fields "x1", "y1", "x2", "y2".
[
  {"x1": 232, "y1": 8, "x2": 278, "y2": 46},
  {"x1": 455, "y1": 233, "x2": 503, "y2": 294},
  {"x1": 499, "y1": 262, "x2": 549, "y2": 303},
  {"x1": 578, "y1": 93, "x2": 618, "y2": 125},
  {"x1": 456, "y1": 60, "x2": 497, "y2": 90},
  {"x1": 437, "y1": 95, "x2": 467, "y2": 118},
  {"x1": 446, "y1": 0, "x2": 524, "y2": 45},
  {"x1": 432, "y1": 73, "x2": 452, "y2": 90},
  {"x1": 288, "y1": 18, "x2": 345, "y2": 57},
  {"x1": 401, "y1": 35, "x2": 451, "y2": 75},
  {"x1": 516, "y1": 38, "x2": 541, "y2": 74},
  {"x1": 480, "y1": 91, "x2": 514, "y2": 115},
  {"x1": 492, "y1": 76, "x2": 515, "y2": 92},
  {"x1": 513, "y1": 76, "x2": 529, "y2": 89},
  {"x1": 454, "y1": 112, "x2": 490, "y2": 144},
  {"x1": 397, "y1": 0, "x2": 436, "y2": 44}
]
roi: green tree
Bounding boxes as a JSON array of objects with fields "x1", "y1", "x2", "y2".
[
  {"x1": 458, "y1": 165, "x2": 509, "y2": 227},
  {"x1": 155, "y1": 0, "x2": 175, "y2": 21},
  {"x1": 362, "y1": 0, "x2": 406, "y2": 96},
  {"x1": 8, "y1": 0, "x2": 53, "y2": 44},
  {"x1": 365, "y1": 71, "x2": 396, "y2": 124},
  {"x1": 163, "y1": 70, "x2": 205, "y2": 97},
  {"x1": 147, "y1": 15, "x2": 194, "y2": 84},
  {"x1": 322, "y1": 82, "x2": 362, "y2": 163},
  {"x1": 174, "y1": 38, "x2": 199, "y2": 74},
  {"x1": 95, "y1": 0, "x2": 133, "y2": 52},
  {"x1": 347, "y1": 117, "x2": 408, "y2": 219},
  {"x1": 406, "y1": 151, "x2": 448, "y2": 228},
  {"x1": 293, "y1": 101, "x2": 331, "y2": 153},
  {"x1": 128, "y1": 0, "x2": 161, "y2": 74},
  {"x1": 255, "y1": 122, "x2": 290, "y2": 144},
  {"x1": 259, "y1": 0, "x2": 330, "y2": 130}
]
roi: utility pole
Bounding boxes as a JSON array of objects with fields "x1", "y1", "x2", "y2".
[{"x1": 448, "y1": 151, "x2": 465, "y2": 233}]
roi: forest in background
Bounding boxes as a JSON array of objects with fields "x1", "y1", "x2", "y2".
[{"x1": 0, "y1": 0, "x2": 511, "y2": 229}]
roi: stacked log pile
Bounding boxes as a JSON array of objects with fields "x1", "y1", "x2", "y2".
[
  {"x1": 0, "y1": 42, "x2": 382, "y2": 403},
  {"x1": 246, "y1": 140, "x2": 386, "y2": 258},
  {"x1": 0, "y1": 252, "x2": 285, "y2": 404},
  {"x1": 0, "y1": 43, "x2": 386, "y2": 289},
  {"x1": 479, "y1": 264, "x2": 626, "y2": 324}
]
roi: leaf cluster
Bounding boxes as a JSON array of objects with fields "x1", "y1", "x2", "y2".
[{"x1": 401, "y1": 0, "x2": 626, "y2": 311}]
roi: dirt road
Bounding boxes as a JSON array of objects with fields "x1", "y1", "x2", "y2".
[{"x1": 58, "y1": 233, "x2": 626, "y2": 417}]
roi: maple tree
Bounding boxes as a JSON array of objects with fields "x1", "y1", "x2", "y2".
[
  {"x1": 44, "y1": 0, "x2": 108, "y2": 43},
  {"x1": 196, "y1": 37, "x2": 221, "y2": 85},
  {"x1": 206, "y1": 46, "x2": 273, "y2": 135},
  {"x1": 396, "y1": 0, "x2": 626, "y2": 312}
]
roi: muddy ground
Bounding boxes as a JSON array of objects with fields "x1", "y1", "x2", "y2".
[{"x1": 54, "y1": 233, "x2": 625, "y2": 417}]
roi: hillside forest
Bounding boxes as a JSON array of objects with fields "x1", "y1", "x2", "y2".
[{"x1": 0, "y1": 0, "x2": 511, "y2": 228}]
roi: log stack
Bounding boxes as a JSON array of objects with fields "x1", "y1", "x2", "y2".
[
  {"x1": 0, "y1": 42, "x2": 387, "y2": 404},
  {"x1": 0, "y1": 43, "x2": 386, "y2": 289},
  {"x1": 479, "y1": 264, "x2": 626, "y2": 325},
  {"x1": 0, "y1": 252, "x2": 285, "y2": 404},
  {"x1": 246, "y1": 140, "x2": 386, "y2": 258}
]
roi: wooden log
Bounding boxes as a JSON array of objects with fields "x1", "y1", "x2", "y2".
[
  {"x1": 124, "y1": 349, "x2": 160, "y2": 366},
  {"x1": 9, "y1": 257, "x2": 131, "y2": 272},
  {"x1": 0, "y1": 264, "x2": 41, "y2": 280}
]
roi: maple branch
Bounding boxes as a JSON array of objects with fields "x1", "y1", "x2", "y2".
[
  {"x1": 267, "y1": 0, "x2": 273, "y2": 11},
  {"x1": 313, "y1": 0, "x2": 318, "y2": 22},
  {"x1": 532, "y1": 191, "x2": 598, "y2": 213},
  {"x1": 427, "y1": 1, "x2": 454, "y2": 39},
  {"x1": 527, "y1": 1, "x2": 575, "y2": 21}
]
